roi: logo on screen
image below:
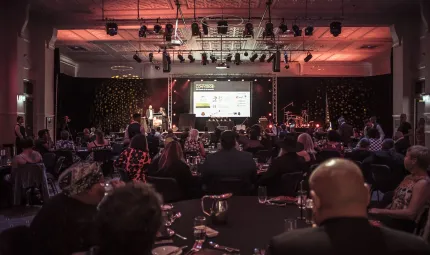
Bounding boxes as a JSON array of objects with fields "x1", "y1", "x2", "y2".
[{"x1": 195, "y1": 84, "x2": 215, "y2": 90}]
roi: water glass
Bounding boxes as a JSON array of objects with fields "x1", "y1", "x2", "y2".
[
  {"x1": 253, "y1": 158, "x2": 258, "y2": 165},
  {"x1": 284, "y1": 218, "x2": 297, "y2": 232},
  {"x1": 296, "y1": 190, "x2": 307, "y2": 209},
  {"x1": 305, "y1": 199, "x2": 314, "y2": 225},
  {"x1": 193, "y1": 216, "x2": 207, "y2": 241},
  {"x1": 258, "y1": 186, "x2": 267, "y2": 204}
]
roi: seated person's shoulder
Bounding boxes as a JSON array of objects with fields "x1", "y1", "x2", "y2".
[
  {"x1": 379, "y1": 227, "x2": 430, "y2": 252},
  {"x1": 270, "y1": 227, "x2": 321, "y2": 253}
]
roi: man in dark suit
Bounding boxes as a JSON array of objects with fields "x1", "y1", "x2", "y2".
[
  {"x1": 269, "y1": 159, "x2": 430, "y2": 255},
  {"x1": 146, "y1": 105, "x2": 155, "y2": 129},
  {"x1": 200, "y1": 131, "x2": 257, "y2": 193},
  {"x1": 338, "y1": 117, "x2": 353, "y2": 147},
  {"x1": 394, "y1": 131, "x2": 410, "y2": 156},
  {"x1": 345, "y1": 138, "x2": 373, "y2": 162}
]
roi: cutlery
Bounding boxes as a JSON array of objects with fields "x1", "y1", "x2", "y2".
[
  {"x1": 209, "y1": 241, "x2": 240, "y2": 253},
  {"x1": 167, "y1": 228, "x2": 187, "y2": 240},
  {"x1": 166, "y1": 212, "x2": 182, "y2": 226},
  {"x1": 185, "y1": 240, "x2": 204, "y2": 255},
  {"x1": 166, "y1": 246, "x2": 188, "y2": 255}
]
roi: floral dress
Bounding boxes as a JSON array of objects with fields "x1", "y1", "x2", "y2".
[
  {"x1": 114, "y1": 147, "x2": 151, "y2": 182},
  {"x1": 388, "y1": 175, "x2": 429, "y2": 211},
  {"x1": 184, "y1": 139, "x2": 202, "y2": 156}
]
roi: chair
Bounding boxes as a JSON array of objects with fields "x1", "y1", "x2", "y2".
[
  {"x1": 42, "y1": 153, "x2": 57, "y2": 175},
  {"x1": 12, "y1": 164, "x2": 50, "y2": 205},
  {"x1": 414, "y1": 207, "x2": 429, "y2": 237},
  {"x1": 205, "y1": 178, "x2": 254, "y2": 196},
  {"x1": 45, "y1": 156, "x2": 65, "y2": 195},
  {"x1": 281, "y1": 172, "x2": 304, "y2": 196},
  {"x1": 54, "y1": 150, "x2": 74, "y2": 168},
  {"x1": 318, "y1": 150, "x2": 342, "y2": 162},
  {"x1": 146, "y1": 176, "x2": 184, "y2": 202},
  {"x1": 111, "y1": 143, "x2": 124, "y2": 156},
  {"x1": 255, "y1": 150, "x2": 271, "y2": 163},
  {"x1": 370, "y1": 164, "x2": 395, "y2": 201},
  {"x1": 93, "y1": 149, "x2": 114, "y2": 176}
]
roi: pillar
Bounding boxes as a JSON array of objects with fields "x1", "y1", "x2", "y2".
[{"x1": 420, "y1": 0, "x2": 430, "y2": 147}]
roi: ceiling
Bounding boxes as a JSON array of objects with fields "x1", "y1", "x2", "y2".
[{"x1": 33, "y1": 0, "x2": 416, "y2": 64}]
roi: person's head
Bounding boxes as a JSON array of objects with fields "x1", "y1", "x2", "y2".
[
  {"x1": 204, "y1": 127, "x2": 208, "y2": 132},
  {"x1": 17, "y1": 116, "x2": 24, "y2": 124},
  {"x1": 150, "y1": 129, "x2": 156, "y2": 135},
  {"x1": 357, "y1": 138, "x2": 370, "y2": 150},
  {"x1": 189, "y1": 129, "x2": 199, "y2": 141},
  {"x1": 132, "y1": 113, "x2": 141, "y2": 122},
  {"x1": 232, "y1": 126, "x2": 237, "y2": 133},
  {"x1": 96, "y1": 183, "x2": 162, "y2": 255},
  {"x1": 394, "y1": 131, "x2": 404, "y2": 141},
  {"x1": 20, "y1": 138, "x2": 34, "y2": 152},
  {"x1": 167, "y1": 129, "x2": 173, "y2": 134},
  {"x1": 370, "y1": 116, "x2": 377, "y2": 124},
  {"x1": 278, "y1": 133, "x2": 304, "y2": 156},
  {"x1": 297, "y1": 133, "x2": 316, "y2": 154},
  {"x1": 95, "y1": 130, "x2": 104, "y2": 144},
  {"x1": 365, "y1": 119, "x2": 372, "y2": 127},
  {"x1": 156, "y1": 127, "x2": 161, "y2": 132},
  {"x1": 58, "y1": 161, "x2": 105, "y2": 204},
  {"x1": 310, "y1": 159, "x2": 370, "y2": 225},
  {"x1": 327, "y1": 130, "x2": 341, "y2": 142},
  {"x1": 239, "y1": 129, "x2": 245, "y2": 135},
  {"x1": 404, "y1": 145, "x2": 430, "y2": 173},
  {"x1": 91, "y1": 127, "x2": 96, "y2": 133},
  {"x1": 338, "y1": 117, "x2": 345, "y2": 124},
  {"x1": 400, "y1": 113, "x2": 407, "y2": 122},
  {"x1": 160, "y1": 107, "x2": 164, "y2": 111},
  {"x1": 184, "y1": 127, "x2": 190, "y2": 132},
  {"x1": 249, "y1": 129, "x2": 259, "y2": 140},
  {"x1": 221, "y1": 131, "x2": 236, "y2": 150},
  {"x1": 367, "y1": 128, "x2": 379, "y2": 139},
  {"x1": 419, "y1": 117, "x2": 425, "y2": 126},
  {"x1": 158, "y1": 141, "x2": 184, "y2": 170},
  {"x1": 130, "y1": 134, "x2": 148, "y2": 152},
  {"x1": 60, "y1": 130, "x2": 70, "y2": 141},
  {"x1": 281, "y1": 124, "x2": 287, "y2": 131},
  {"x1": 381, "y1": 139, "x2": 394, "y2": 151},
  {"x1": 148, "y1": 105, "x2": 153, "y2": 109},
  {"x1": 83, "y1": 128, "x2": 90, "y2": 135},
  {"x1": 37, "y1": 129, "x2": 48, "y2": 139}
]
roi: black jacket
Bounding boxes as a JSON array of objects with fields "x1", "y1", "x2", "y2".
[
  {"x1": 345, "y1": 149, "x2": 374, "y2": 162},
  {"x1": 395, "y1": 137, "x2": 410, "y2": 156}
]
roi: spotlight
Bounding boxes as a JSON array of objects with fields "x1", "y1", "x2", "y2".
[
  {"x1": 191, "y1": 22, "x2": 201, "y2": 36},
  {"x1": 228, "y1": 79, "x2": 231, "y2": 81},
  {"x1": 154, "y1": 24, "x2": 162, "y2": 34},
  {"x1": 242, "y1": 79, "x2": 244, "y2": 81},
  {"x1": 155, "y1": 65, "x2": 160, "y2": 70},
  {"x1": 217, "y1": 20, "x2": 228, "y2": 34},
  {"x1": 330, "y1": 21, "x2": 342, "y2": 37},
  {"x1": 305, "y1": 25, "x2": 314, "y2": 36},
  {"x1": 278, "y1": 23, "x2": 288, "y2": 33},
  {"x1": 234, "y1": 53, "x2": 241, "y2": 65},
  {"x1": 188, "y1": 54, "x2": 195, "y2": 63},
  {"x1": 138, "y1": 25, "x2": 147, "y2": 38},
  {"x1": 243, "y1": 22, "x2": 254, "y2": 38},
  {"x1": 149, "y1": 53, "x2": 154, "y2": 62},
  {"x1": 267, "y1": 53, "x2": 276, "y2": 63},
  {"x1": 177, "y1": 54, "x2": 185, "y2": 63},
  {"x1": 106, "y1": 22, "x2": 118, "y2": 36},
  {"x1": 202, "y1": 19, "x2": 209, "y2": 35},
  {"x1": 304, "y1": 52, "x2": 313, "y2": 62},
  {"x1": 162, "y1": 51, "x2": 171, "y2": 73},
  {"x1": 263, "y1": 22, "x2": 274, "y2": 39},
  {"x1": 250, "y1": 53, "x2": 258, "y2": 62},
  {"x1": 165, "y1": 23, "x2": 174, "y2": 41},
  {"x1": 216, "y1": 62, "x2": 230, "y2": 69},
  {"x1": 133, "y1": 52, "x2": 142, "y2": 63},
  {"x1": 188, "y1": 79, "x2": 190, "y2": 81},
  {"x1": 244, "y1": 52, "x2": 249, "y2": 57},
  {"x1": 284, "y1": 64, "x2": 290, "y2": 69},
  {"x1": 226, "y1": 53, "x2": 232, "y2": 63},
  {"x1": 283, "y1": 52, "x2": 288, "y2": 63},
  {"x1": 259, "y1": 54, "x2": 267, "y2": 62},
  {"x1": 210, "y1": 55, "x2": 217, "y2": 63},
  {"x1": 201, "y1": 53, "x2": 208, "y2": 65},
  {"x1": 292, "y1": 25, "x2": 302, "y2": 37}
]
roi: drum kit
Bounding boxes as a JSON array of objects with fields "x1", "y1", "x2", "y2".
[{"x1": 284, "y1": 107, "x2": 310, "y2": 128}]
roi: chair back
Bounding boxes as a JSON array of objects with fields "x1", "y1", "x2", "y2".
[
  {"x1": 54, "y1": 150, "x2": 74, "y2": 167},
  {"x1": 370, "y1": 164, "x2": 396, "y2": 193},
  {"x1": 255, "y1": 150, "x2": 271, "y2": 163},
  {"x1": 54, "y1": 156, "x2": 65, "y2": 176},
  {"x1": 93, "y1": 149, "x2": 112, "y2": 162},
  {"x1": 281, "y1": 172, "x2": 304, "y2": 196},
  {"x1": 146, "y1": 176, "x2": 184, "y2": 202},
  {"x1": 318, "y1": 150, "x2": 342, "y2": 162},
  {"x1": 42, "y1": 153, "x2": 57, "y2": 173},
  {"x1": 206, "y1": 178, "x2": 253, "y2": 196},
  {"x1": 415, "y1": 207, "x2": 429, "y2": 237},
  {"x1": 12, "y1": 164, "x2": 50, "y2": 205},
  {"x1": 111, "y1": 143, "x2": 124, "y2": 155}
]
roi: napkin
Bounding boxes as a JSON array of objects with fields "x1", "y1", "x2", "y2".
[
  {"x1": 268, "y1": 196, "x2": 297, "y2": 204},
  {"x1": 205, "y1": 226, "x2": 219, "y2": 238}
]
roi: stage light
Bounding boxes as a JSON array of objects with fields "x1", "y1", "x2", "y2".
[
  {"x1": 284, "y1": 52, "x2": 288, "y2": 63},
  {"x1": 133, "y1": 52, "x2": 142, "y2": 63},
  {"x1": 330, "y1": 21, "x2": 342, "y2": 37},
  {"x1": 214, "y1": 79, "x2": 217, "y2": 81},
  {"x1": 155, "y1": 65, "x2": 160, "y2": 70},
  {"x1": 217, "y1": 20, "x2": 228, "y2": 34},
  {"x1": 202, "y1": 19, "x2": 209, "y2": 35},
  {"x1": 188, "y1": 79, "x2": 190, "y2": 81},
  {"x1": 244, "y1": 52, "x2": 249, "y2": 57},
  {"x1": 201, "y1": 79, "x2": 203, "y2": 81},
  {"x1": 316, "y1": 124, "x2": 320, "y2": 128},
  {"x1": 173, "y1": 124, "x2": 176, "y2": 128},
  {"x1": 228, "y1": 79, "x2": 231, "y2": 81},
  {"x1": 165, "y1": 23, "x2": 174, "y2": 41},
  {"x1": 284, "y1": 64, "x2": 290, "y2": 69},
  {"x1": 191, "y1": 22, "x2": 201, "y2": 36},
  {"x1": 278, "y1": 22, "x2": 288, "y2": 33},
  {"x1": 269, "y1": 113, "x2": 272, "y2": 117},
  {"x1": 154, "y1": 24, "x2": 162, "y2": 34},
  {"x1": 174, "y1": 90, "x2": 177, "y2": 92},
  {"x1": 138, "y1": 25, "x2": 147, "y2": 38},
  {"x1": 201, "y1": 53, "x2": 208, "y2": 65},
  {"x1": 269, "y1": 101, "x2": 272, "y2": 104},
  {"x1": 106, "y1": 22, "x2": 118, "y2": 36},
  {"x1": 234, "y1": 53, "x2": 241, "y2": 65},
  {"x1": 267, "y1": 53, "x2": 276, "y2": 63},
  {"x1": 210, "y1": 55, "x2": 217, "y2": 63},
  {"x1": 243, "y1": 22, "x2": 254, "y2": 37},
  {"x1": 259, "y1": 54, "x2": 266, "y2": 62},
  {"x1": 305, "y1": 25, "x2": 314, "y2": 36},
  {"x1": 254, "y1": 79, "x2": 257, "y2": 81},
  {"x1": 177, "y1": 54, "x2": 185, "y2": 63},
  {"x1": 188, "y1": 54, "x2": 195, "y2": 63},
  {"x1": 226, "y1": 53, "x2": 232, "y2": 63},
  {"x1": 250, "y1": 53, "x2": 258, "y2": 62},
  {"x1": 149, "y1": 53, "x2": 154, "y2": 62},
  {"x1": 269, "y1": 124, "x2": 273, "y2": 128},
  {"x1": 304, "y1": 52, "x2": 313, "y2": 62},
  {"x1": 216, "y1": 62, "x2": 230, "y2": 69},
  {"x1": 174, "y1": 79, "x2": 177, "y2": 82},
  {"x1": 263, "y1": 22, "x2": 274, "y2": 39},
  {"x1": 292, "y1": 24, "x2": 302, "y2": 37},
  {"x1": 173, "y1": 113, "x2": 176, "y2": 116},
  {"x1": 174, "y1": 102, "x2": 176, "y2": 104},
  {"x1": 268, "y1": 79, "x2": 271, "y2": 81},
  {"x1": 242, "y1": 79, "x2": 244, "y2": 81}
]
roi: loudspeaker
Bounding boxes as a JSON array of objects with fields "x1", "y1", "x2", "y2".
[
  {"x1": 272, "y1": 50, "x2": 280, "y2": 72},
  {"x1": 178, "y1": 114, "x2": 196, "y2": 130}
]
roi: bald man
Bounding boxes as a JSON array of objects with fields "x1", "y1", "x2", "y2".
[{"x1": 269, "y1": 159, "x2": 430, "y2": 255}]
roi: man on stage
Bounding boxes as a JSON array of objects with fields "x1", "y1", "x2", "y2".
[
  {"x1": 159, "y1": 107, "x2": 168, "y2": 131},
  {"x1": 146, "y1": 105, "x2": 154, "y2": 129}
]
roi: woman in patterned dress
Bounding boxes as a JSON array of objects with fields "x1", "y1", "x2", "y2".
[
  {"x1": 369, "y1": 145, "x2": 430, "y2": 232},
  {"x1": 114, "y1": 134, "x2": 151, "y2": 182},
  {"x1": 184, "y1": 129, "x2": 206, "y2": 157}
]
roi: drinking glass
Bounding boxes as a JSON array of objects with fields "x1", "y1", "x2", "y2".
[
  {"x1": 305, "y1": 199, "x2": 314, "y2": 225},
  {"x1": 253, "y1": 158, "x2": 258, "y2": 165},
  {"x1": 296, "y1": 190, "x2": 307, "y2": 209},
  {"x1": 258, "y1": 186, "x2": 267, "y2": 204},
  {"x1": 193, "y1": 216, "x2": 207, "y2": 242},
  {"x1": 284, "y1": 218, "x2": 297, "y2": 232}
]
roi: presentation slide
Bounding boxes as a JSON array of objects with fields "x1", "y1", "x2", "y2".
[{"x1": 192, "y1": 81, "x2": 251, "y2": 118}]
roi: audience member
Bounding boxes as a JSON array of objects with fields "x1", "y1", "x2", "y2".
[
  {"x1": 397, "y1": 113, "x2": 412, "y2": 140},
  {"x1": 321, "y1": 130, "x2": 344, "y2": 155},
  {"x1": 56, "y1": 130, "x2": 75, "y2": 150},
  {"x1": 94, "y1": 183, "x2": 162, "y2": 255},
  {"x1": 345, "y1": 138, "x2": 373, "y2": 162},
  {"x1": 201, "y1": 127, "x2": 211, "y2": 144},
  {"x1": 87, "y1": 130, "x2": 110, "y2": 152},
  {"x1": 269, "y1": 158, "x2": 430, "y2": 255},
  {"x1": 338, "y1": 116, "x2": 353, "y2": 146},
  {"x1": 35, "y1": 129, "x2": 51, "y2": 155},
  {"x1": 259, "y1": 134, "x2": 307, "y2": 195},
  {"x1": 369, "y1": 145, "x2": 430, "y2": 233},
  {"x1": 394, "y1": 131, "x2": 410, "y2": 156},
  {"x1": 14, "y1": 116, "x2": 26, "y2": 154},
  {"x1": 124, "y1": 113, "x2": 144, "y2": 144},
  {"x1": 81, "y1": 128, "x2": 93, "y2": 145},
  {"x1": 367, "y1": 128, "x2": 383, "y2": 151},
  {"x1": 243, "y1": 129, "x2": 264, "y2": 154},
  {"x1": 114, "y1": 134, "x2": 151, "y2": 182},
  {"x1": 148, "y1": 141, "x2": 193, "y2": 197},
  {"x1": 370, "y1": 116, "x2": 385, "y2": 140},
  {"x1": 154, "y1": 127, "x2": 162, "y2": 139},
  {"x1": 416, "y1": 118, "x2": 425, "y2": 146},
  {"x1": 164, "y1": 129, "x2": 177, "y2": 145},
  {"x1": 184, "y1": 129, "x2": 206, "y2": 157},
  {"x1": 279, "y1": 124, "x2": 288, "y2": 139},
  {"x1": 13, "y1": 138, "x2": 42, "y2": 167},
  {"x1": 0, "y1": 226, "x2": 33, "y2": 255},
  {"x1": 146, "y1": 129, "x2": 160, "y2": 158},
  {"x1": 296, "y1": 133, "x2": 317, "y2": 163}
]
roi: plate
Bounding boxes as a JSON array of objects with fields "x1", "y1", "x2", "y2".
[{"x1": 152, "y1": 246, "x2": 182, "y2": 255}]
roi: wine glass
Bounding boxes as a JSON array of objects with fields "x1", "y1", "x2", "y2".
[
  {"x1": 193, "y1": 216, "x2": 207, "y2": 242},
  {"x1": 284, "y1": 218, "x2": 297, "y2": 232},
  {"x1": 258, "y1": 186, "x2": 267, "y2": 204}
]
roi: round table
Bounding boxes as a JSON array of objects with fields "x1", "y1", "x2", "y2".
[{"x1": 161, "y1": 196, "x2": 309, "y2": 254}]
